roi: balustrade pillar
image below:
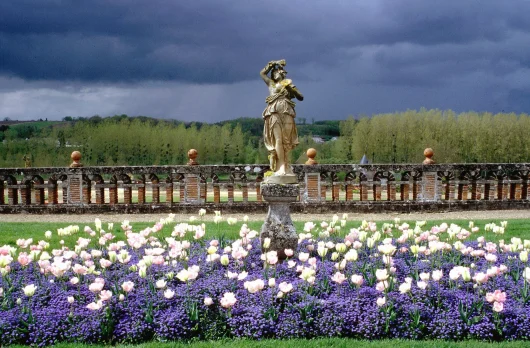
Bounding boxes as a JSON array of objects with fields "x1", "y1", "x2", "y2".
[
  {"x1": 388, "y1": 184, "x2": 396, "y2": 201},
  {"x1": 510, "y1": 183, "x2": 523, "y2": 200},
  {"x1": 412, "y1": 181, "x2": 419, "y2": 200},
  {"x1": 137, "y1": 183, "x2": 146, "y2": 204},
  {"x1": 165, "y1": 182, "x2": 174, "y2": 204},
  {"x1": 475, "y1": 183, "x2": 483, "y2": 200},
  {"x1": 95, "y1": 184, "x2": 105, "y2": 204},
  {"x1": 62, "y1": 182, "x2": 68, "y2": 203},
  {"x1": 242, "y1": 183, "x2": 248, "y2": 202},
  {"x1": 152, "y1": 179, "x2": 160, "y2": 204},
  {"x1": 373, "y1": 184, "x2": 381, "y2": 201},
  {"x1": 320, "y1": 180, "x2": 327, "y2": 201},
  {"x1": 184, "y1": 174, "x2": 203, "y2": 203},
  {"x1": 487, "y1": 183, "x2": 497, "y2": 200},
  {"x1": 213, "y1": 184, "x2": 220, "y2": 203},
  {"x1": 82, "y1": 180, "x2": 91, "y2": 204},
  {"x1": 332, "y1": 181, "x2": 339, "y2": 201},
  {"x1": 123, "y1": 186, "x2": 132, "y2": 204},
  {"x1": 8, "y1": 186, "x2": 18, "y2": 205},
  {"x1": 448, "y1": 183, "x2": 456, "y2": 200},
  {"x1": 458, "y1": 183, "x2": 469, "y2": 200},
  {"x1": 200, "y1": 180, "x2": 207, "y2": 202},
  {"x1": 0, "y1": 180, "x2": 4, "y2": 205},
  {"x1": 256, "y1": 178, "x2": 263, "y2": 202},
  {"x1": 400, "y1": 183, "x2": 409, "y2": 201},
  {"x1": 179, "y1": 181, "x2": 185, "y2": 202},
  {"x1": 345, "y1": 183, "x2": 354, "y2": 201},
  {"x1": 109, "y1": 184, "x2": 118, "y2": 205},
  {"x1": 67, "y1": 174, "x2": 83, "y2": 204},
  {"x1": 419, "y1": 148, "x2": 440, "y2": 201},
  {"x1": 227, "y1": 183, "x2": 234, "y2": 203},
  {"x1": 35, "y1": 185, "x2": 45, "y2": 205},
  {"x1": 303, "y1": 149, "x2": 320, "y2": 203},
  {"x1": 501, "y1": 181, "x2": 509, "y2": 200},
  {"x1": 304, "y1": 173, "x2": 320, "y2": 202},
  {"x1": 360, "y1": 182, "x2": 368, "y2": 201},
  {"x1": 66, "y1": 152, "x2": 86, "y2": 205},
  {"x1": 20, "y1": 181, "x2": 31, "y2": 205}
]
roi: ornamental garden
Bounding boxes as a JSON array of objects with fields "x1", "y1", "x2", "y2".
[{"x1": 1, "y1": 212, "x2": 530, "y2": 346}]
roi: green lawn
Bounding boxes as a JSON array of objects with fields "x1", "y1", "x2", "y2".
[
  {"x1": 0, "y1": 218, "x2": 528, "y2": 249},
  {"x1": 9, "y1": 339, "x2": 530, "y2": 348},
  {"x1": 3, "y1": 217, "x2": 530, "y2": 347}
]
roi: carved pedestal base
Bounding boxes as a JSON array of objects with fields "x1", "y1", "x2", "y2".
[{"x1": 260, "y1": 183, "x2": 298, "y2": 260}]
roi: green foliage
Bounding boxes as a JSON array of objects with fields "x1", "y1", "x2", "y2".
[
  {"x1": 0, "y1": 117, "x2": 251, "y2": 167},
  {"x1": 338, "y1": 109, "x2": 530, "y2": 164},
  {"x1": 2, "y1": 110, "x2": 530, "y2": 167}
]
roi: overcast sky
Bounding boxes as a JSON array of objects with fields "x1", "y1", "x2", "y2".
[{"x1": 1, "y1": 0, "x2": 529, "y2": 122}]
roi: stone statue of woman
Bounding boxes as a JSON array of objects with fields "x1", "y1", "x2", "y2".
[{"x1": 260, "y1": 59, "x2": 304, "y2": 181}]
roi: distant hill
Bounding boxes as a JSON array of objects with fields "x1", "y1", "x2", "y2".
[{"x1": 216, "y1": 117, "x2": 341, "y2": 139}]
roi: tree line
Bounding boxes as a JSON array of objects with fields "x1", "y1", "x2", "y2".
[{"x1": 0, "y1": 109, "x2": 529, "y2": 168}]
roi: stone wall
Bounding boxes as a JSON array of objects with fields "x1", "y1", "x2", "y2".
[{"x1": 2, "y1": 160, "x2": 530, "y2": 214}]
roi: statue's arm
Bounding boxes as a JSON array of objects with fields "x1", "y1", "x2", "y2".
[
  {"x1": 260, "y1": 62, "x2": 274, "y2": 85},
  {"x1": 260, "y1": 60, "x2": 286, "y2": 86},
  {"x1": 289, "y1": 85, "x2": 304, "y2": 101}
]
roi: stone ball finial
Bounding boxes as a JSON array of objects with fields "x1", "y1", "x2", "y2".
[
  {"x1": 187, "y1": 149, "x2": 199, "y2": 166},
  {"x1": 305, "y1": 148, "x2": 318, "y2": 165},
  {"x1": 70, "y1": 151, "x2": 83, "y2": 168},
  {"x1": 423, "y1": 148, "x2": 435, "y2": 165}
]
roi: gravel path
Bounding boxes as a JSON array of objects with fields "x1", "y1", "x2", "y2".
[{"x1": 1, "y1": 210, "x2": 530, "y2": 223}]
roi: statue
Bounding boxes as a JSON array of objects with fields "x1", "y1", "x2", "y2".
[
  {"x1": 22, "y1": 154, "x2": 31, "y2": 168},
  {"x1": 260, "y1": 60, "x2": 304, "y2": 179}
]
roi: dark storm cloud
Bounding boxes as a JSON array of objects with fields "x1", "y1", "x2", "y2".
[
  {"x1": 2, "y1": 0, "x2": 528, "y2": 85},
  {"x1": 1, "y1": 0, "x2": 530, "y2": 120}
]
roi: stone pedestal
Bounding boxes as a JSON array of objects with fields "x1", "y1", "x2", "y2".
[{"x1": 260, "y1": 183, "x2": 298, "y2": 260}]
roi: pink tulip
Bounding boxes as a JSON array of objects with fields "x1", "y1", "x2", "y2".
[
  {"x1": 99, "y1": 290, "x2": 112, "y2": 301},
  {"x1": 152, "y1": 256, "x2": 165, "y2": 265},
  {"x1": 473, "y1": 272, "x2": 489, "y2": 284},
  {"x1": 86, "y1": 301, "x2": 103, "y2": 310},
  {"x1": 99, "y1": 259, "x2": 112, "y2": 268},
  {"x1": 432, "y1": 270, "x2": 443, "y2": 281},
  {"x1": 331, "y1": 272, "x2": 347, "y2": 284},
  {"x1": 278, "y1": 282, "x2": 293, "y2": 293},
  {"x1": 350, "y1": 274, "x2": 364, "y2": 287},
  {"x1": 493, "y1": 301, "x2": 504, "y2": 312},
  {"x1": 164, "y1": 289, "x2": 175, "y2": 299},
  {"x1": 298, "y1": 253, "x2": 309, "y2": 262},
  {"x1": 266, "y1": 251, "x2": 278, "y2": 265},
  {"x1": 220, "y1": 292, "x2": 237, "y2": 308},
  {"x1": 486, "y1": 292, "x2": 495, "y2": 303},
  {"x1": 417, "y1": 281, "x2": 428, "y2": 290},
  {"x1": 493, "y1": 290, "x2": 507, "y2": 303},
  {"x1": 122, "y1": 281, "x2": 134, "y2": 293},
  {"x1": 17, "y1": 253, "x2": 31, "y2": 267},
  {"x1": 308, "y1": 257, "x2": 317, "y2": 267}
]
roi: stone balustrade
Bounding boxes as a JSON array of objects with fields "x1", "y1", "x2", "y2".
[{"x1": 1, "y1": 151, "x2": 530, "y2": 214}]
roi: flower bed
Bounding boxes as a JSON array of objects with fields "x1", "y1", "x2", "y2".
[{"x1": 1, "y1": 215, "x2": 530, "y2": 346}]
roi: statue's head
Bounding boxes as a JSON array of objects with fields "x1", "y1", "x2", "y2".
[{"x1": 271, "y1": 66, "x2": 287, "y2": 82}]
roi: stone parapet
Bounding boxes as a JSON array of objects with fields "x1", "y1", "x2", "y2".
[{"x1": 0, "y1": 162, "x2": 529, "y2": 213}]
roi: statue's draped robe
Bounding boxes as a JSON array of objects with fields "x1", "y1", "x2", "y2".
[{"x1": 262, "y1": 81, "x2": 299, "y2": 169}]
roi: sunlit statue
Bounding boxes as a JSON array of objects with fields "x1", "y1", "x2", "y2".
[{"x1": 260, "y1": 60, "x2": 304, "y2": 179}]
